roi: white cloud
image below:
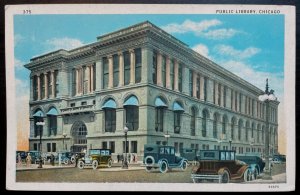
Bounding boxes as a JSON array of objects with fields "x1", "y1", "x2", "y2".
[
  {"x1": 14, "y1": 58, "x2": 25, "y2": 70},
  {"x1": 218, "y1": 60, "x2": 283, "y2": 100},
  {"x1": 215, "y1": 45, "x2": 261, "y2": 59},
  {"x1": 203, "y1": 29, "x2": 239, "y2": 40},
  {"x1": 14, "y1": 34, "x2": 24, "y2": 47},
  {"x1": 45, "y1": 37, "x2": 84, "y2": 51},
  {"x1": 192, "y1": 44, "x2": 210, "y2": 59},
  {"x1": 162, "y1": 19, "x2": 221, "y2": 34}
]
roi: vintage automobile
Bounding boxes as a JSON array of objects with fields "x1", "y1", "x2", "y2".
[
  {"x1": 143, "y1": 144, "x2": 189, "y2": 173},
  {"x1": 27, "y1": 151, "x2": 44, "y2": 164},
  {"x1": 236, "y1": 155, "x2": 265, "y2": 179},
  {"x1": 180, "y1": 148, "x2": 198, "y2": 161},
  {"x1": 191, "y1": 150, "x2": 252, "y2": 183},
  {"x1": 77, "y1": 149, "x2": 113, "y2": 169},
  {"x1": 272, "y1": 154, "x2": 286, "y2": 164}
]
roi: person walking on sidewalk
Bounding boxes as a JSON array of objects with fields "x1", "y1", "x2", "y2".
[
  {"x1": 17, "y1": 153, "x2": 22, "y2": 167},
  {"x1": 26, "y1": 153, "x2": 32, "y2": 167}
]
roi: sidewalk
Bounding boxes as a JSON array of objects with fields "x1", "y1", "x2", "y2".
[{"x1": 247, "y1": 173, "x2": 286, "y2": 183}]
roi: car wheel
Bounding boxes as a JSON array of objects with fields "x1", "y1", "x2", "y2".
[
  {"x1": 181, "y1": 161, "x2": 188, "y2": 171},
  {"x1": 144, "y1": 156, "x2": 155, "y2": 166},
  {"x1": 159, "y1": 161, "x2": 168, "y2": 173},
  {"x1": 78, "y1": 161, "x2": 84, "y2": 169},
  {"x1": 145, "y1": 166, "x2": 152, "y2": 172},
  {"x1": 64, "y1": 159, "x2": 69, "y2": 165},
  {"x1": 107, "y1": 159, "x2": 112, "y2": 168},
  {"x1": 92, "y1": 160, "x2": 98, "y2": 170},
  {"x1": 273, "y1": 158, "x2": 279, "y2": 164},
  {"x1": 243, "y1": 169, "x2": 252, "y2": 182},
  {"x1": 221, "y1": 170, "x2": 230, "y2": 183},
  {"x1": 252, "y1": 168, "x2": 258, "y2": 180},
  {"x1": 70, "y1": 156, "x2": 76, "y2": 164}
]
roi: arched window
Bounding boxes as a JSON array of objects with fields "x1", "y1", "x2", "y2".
[
  {"x1": 213, "y1": 113, "x2": 219, "y2": 138},
  {"x1": 102, "y1": 99, "x2": 117, "y2": 132},
  {"x1": 245, "y1": 121, "x2": 250, "y2": 142},
  {"x1": 190, "y1": 107, "x2": 196, "y2": 136},
  {"x1": 124, "y1": 95, "x2": 139, "y2": 131},
  {"x1": 238, "y1": 119, "x2": 243, "y2": 141},
  {"x1": 173, "y1": 101, "x2": 184, "y2": 134},
  {"x1": 231, "y1": 117, "x2": 236, "y2": 140},
  {"x1": 47, "y1": 107, "x2": 58, "y2": 136},
  {"x1": 155, "y1": 97, "x2": 167, "y2": 132},
  {"x1": 202, "y1": 110, "x2": 208, "y2": 137},
  {"x1": 33, "y1": 109, "x2": 44, "y2": 137},
  {"x1": 222, "y1": 115, "x2": 228, "y2": 135}
]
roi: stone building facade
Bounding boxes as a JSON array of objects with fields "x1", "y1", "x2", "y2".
[{"x1": 25, "y1": 21, "x2": 279, "y2": 159}]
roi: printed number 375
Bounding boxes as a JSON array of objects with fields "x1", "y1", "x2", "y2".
[{"x1": 23, "y1": 10, "x2": 31, "y2": 14}]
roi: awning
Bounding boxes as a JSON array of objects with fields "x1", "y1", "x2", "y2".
[
  {"x1": 33, "y1": 110, "x2": 44, "y2": 117},
  {"x1": 102, "y1": 99, "x2": 117, "y2": 109},
  {"x1": 47, "y1": 108, "x2": 58, "y2": 115},
  {"x1": 155, "y1": 97, "x2": 167, "y2": 108},
  {"x1": 123, "y1": 96, "x2": 139, "y2": 106},
  {"x1": 173, "y1": 102, "x2": 184, "y2": 112}
]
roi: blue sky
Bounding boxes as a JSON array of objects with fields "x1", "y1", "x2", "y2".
[{"x1": 14, "y1": 14, "x2": 284, "y2": 100}]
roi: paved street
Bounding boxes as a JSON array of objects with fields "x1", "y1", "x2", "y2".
[{"x1": 16, "y1": 162, "x2": 286, "y2": 183}]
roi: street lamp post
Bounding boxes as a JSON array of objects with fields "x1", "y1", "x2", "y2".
[
  {"x1": 62, "y1": 133, "x2": 67, "y2": 151},
  {"x1": 258, "y1": 78, "x2": 277, "y2": 180},
  {"x1": 36, "y1": 117, "x2": 45, "y2": 168},
  {"x1": 229, "y1": 139, "x2": 232, "y2": 150},
  {"x1": 122, "y1": 126, "x2": 129, "y2": 169},
  {"x1": 164, "y1": 130, "x2": 170, "y2": 146}
]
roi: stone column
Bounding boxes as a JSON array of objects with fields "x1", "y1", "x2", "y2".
[
  {"x1": 95, "y1": 59, "x2": 102, "y2": 91},
  {"x1": 60, "y1": 66, "x2": 68, "y2": 97},
  {"x1": 236, "y1": 92, "x2": 240, "y2": 112},
  {"x1": 108, "y1": 55, "x2": 113, "y2": 88},
  {"x1": 44, "y1": 73, "x2": 48, "y2": 99},
  {"x1": 182, "y1": 65, "x2": 190, "y2": 95},
  {"x1": 75, "y1": 69, "x2": 79, "y2": 95},
  {"x1": 51, "y1": 71, "x2": 55, "y2": 98},
  {"x1": 226, "y1": 87, "x2": 231, "y2": 109},
  {"x1": 220, "y1": 85, "x2": 224, "y2": 107},
  {"x1": 129, "y1": 49, "x2": 135, "y2": 85},
  {"x1": 232, "y1": 90, "x2": 236, "y2": 111},
  {"x1": 174, "y1": 60, "x2": 179, "y2": 91},
  {"x1": 118, "y1": 52, "x2": 124, "y2": 87},
  {"x1": 141, "y1": 47, "x2": 153, "y2": 84},
  {"x1": 193, "y1": 71, "x2": 197, "y2": 98},
  {"x1": 166, "y1": 56, "x2": 171, "y2": 89},
  {"x1": 200, "y1": 75, "x2": 204, "y2": 100},
  {"x1": 87, "y1": 66, "x2": 91, "y2": 93},
  {"x1": 206, "y1": 78, "x2": 214, "y2": 103},
  {"x1": 37, "y1": 74, "x2": 41, "y2": 100},
  {"x1": 254, "y1": 100, "x2": 257, "y2": 118},
  {"x1": 241, "y1": 94, "x2": 245, "y2": 114},
  {"x1": 214, "y1": 81, "x2": 218, "y2": 105},
  {"x1": 90, "y1": 64, "x2": 94, "y2": 92},
  {"x1": 156, "y1": 52, "x2": 162, "y2": 87},
  {"x1": 78, "y1": 68, "x2": 82, "y2": 95},
  {"x1": 116, "y1": 108, "x2": 124, "y2": 133}
]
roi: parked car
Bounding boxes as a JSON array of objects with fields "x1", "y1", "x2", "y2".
[
  {"x1": 180, "y1": 148, "x2": 198, "y2": 161},
  {"x1": 143, "y1": 144, "x2": 189, "y2": 173},
  {"x1": 77, "y1": 149, "x2": 113, "y2": 169},
  {"x1": 27, "y1": 151, "x2": 43, "y2": 164},
  {"x1": 272, "y1": 154, "x2": 286, "y2": 164},
  {"x1": 236, "y1": 155, "x2": 265, "y2": 179},
  {"x1": 191, "y1": 150, "x2": 252, "y2": 183}
]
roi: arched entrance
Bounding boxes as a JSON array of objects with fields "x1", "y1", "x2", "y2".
[{"x1": 70, "y1": 121, "x2": 87, "y2": 152}]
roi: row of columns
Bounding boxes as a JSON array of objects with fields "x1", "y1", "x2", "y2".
[
  {"x1": 32, "y1": 71, "x2": 56, "y2": 100},
  {"x1": 75, "y1": 64, "x2": 94, "y2": 96}
]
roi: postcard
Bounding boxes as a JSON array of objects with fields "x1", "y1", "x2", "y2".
[{"x1": 5, "y1": 4, "x2": 295, "y2": 191}]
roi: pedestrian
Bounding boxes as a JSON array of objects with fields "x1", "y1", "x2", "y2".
[
  {"x1": 132, "y1": 154, "x2": 136, "y2": 163},
  {"x1": 75, "y1": 154, "x2": 79, "y2": 167},
  {"x1": 117, "y1": 154, "x2": 120, "y2": 163},
  {"x1": 17, "y1": 153, "x2": 22, "y2": 167},
  {"x1": 26, "y1": 153, "x2": 32, "y2": 167},
  {"x1": 50, "y1": 154, "x2": 55, "y2": 166}
]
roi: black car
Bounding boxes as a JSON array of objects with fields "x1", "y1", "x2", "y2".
[
  {"x1": 272, "y1": 154, "x2": 286, "y2": 164},
  {"x1": 236, "y1": 155, "x2": 265, "y2": 179}
]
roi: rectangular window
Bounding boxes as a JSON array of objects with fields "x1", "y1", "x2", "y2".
[
  {"x1": 33, "y1": 75, "x2": 38, "y2": 100},
  {"x1": 178, "y1": 64, "x2": 182, "y2": 92},
  {"x1": 113, "y1": 54, "x2": 119, "y2": 87},
  {"x1": 103, "y1": 57, "x2": 109, "y2": 89},
  {"x1": 162, "y1": 55, "x2": 166, "y2": 87},
  {"x1": 52, "y1": 143, "x2": 56, "y2": 152},
  {"x1": 189, "y1": 70, "x2": 193, "y2": 97},
  {"x1": 33, "y1": 143, "x2": 38, "y2": 151},
  {"x1": 102, "y1": 142, "x2": 107, "y2": 149},
  {"x1": 81, "y1": 101, "x2": 87, "y2": 106},
  {"x1": 83, "y1": 66, "x2": 88, "y2": 94},
  {"x1": 47, "y1": 143, "x2": 51, "y2": 152},
  {"x1": 54, "y1": 70, "x2": 59, "y2": 97},
  {"x1": 131, "y1": 141, "x2": 138, "y2": 153},
  {"x1": 92, "y1": 64, "x2": 96, "y2": 91},
  {"x1": 135, "y1": 48, "x2": 142, "y2": 83},
  {"x1": 105, "y1": 109, "x2": 116, "y2": 132},
  {"x1": 195, "y1": 144, "x2": 199, "y2": 151},
  {"x1": 153, "y1": 52, "x2": 157, "y2": 84},
  {"x1": 123, "y1": 51, "x2": 130, "y2": 85},
  {"x1": 223, "y1": 86, "x2": 227, "y2": 107},
  {"x1": 179, "y1": 143, "x2": 183, "y2": 151},
  {"x1": 196, "y1": 74, "x2": 200, "y2": 99},
  {"x1": 41, "y1": 74, "x2": 45, "y2": 99},
  {"x1": 72, "y1": 69, "x2": 76, "y2": 96},
  {"x1": 170, "y1": 59, "x2": 174, "y2": 90},
  {"x1": 109, "y1": 142, "x2": 115, "y2": 153},
  {"x1": 218, "y1": 83, "x2": 221, "y2": 106},
  {"x1": 155, "y1": 108, "x2": 164, "y2": 132},
  {"x1": 239, "y1": 93, "x2": 242, "y2": 112},
  {"x1": 126, "y1": 106, "x2": 139, "y2": 131},
  {"x1": 174, "y1": 112, "x2": 181, "y2": 134},
  {"x1": 235, "y1": 91, "x2": 238, "y2": 111},
  {"x1": 204, "y1": 77, "x2": 207, "y2": 101},
  {"x1": 47, "y1": 72, "x2": 51, "y2": 98}
]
